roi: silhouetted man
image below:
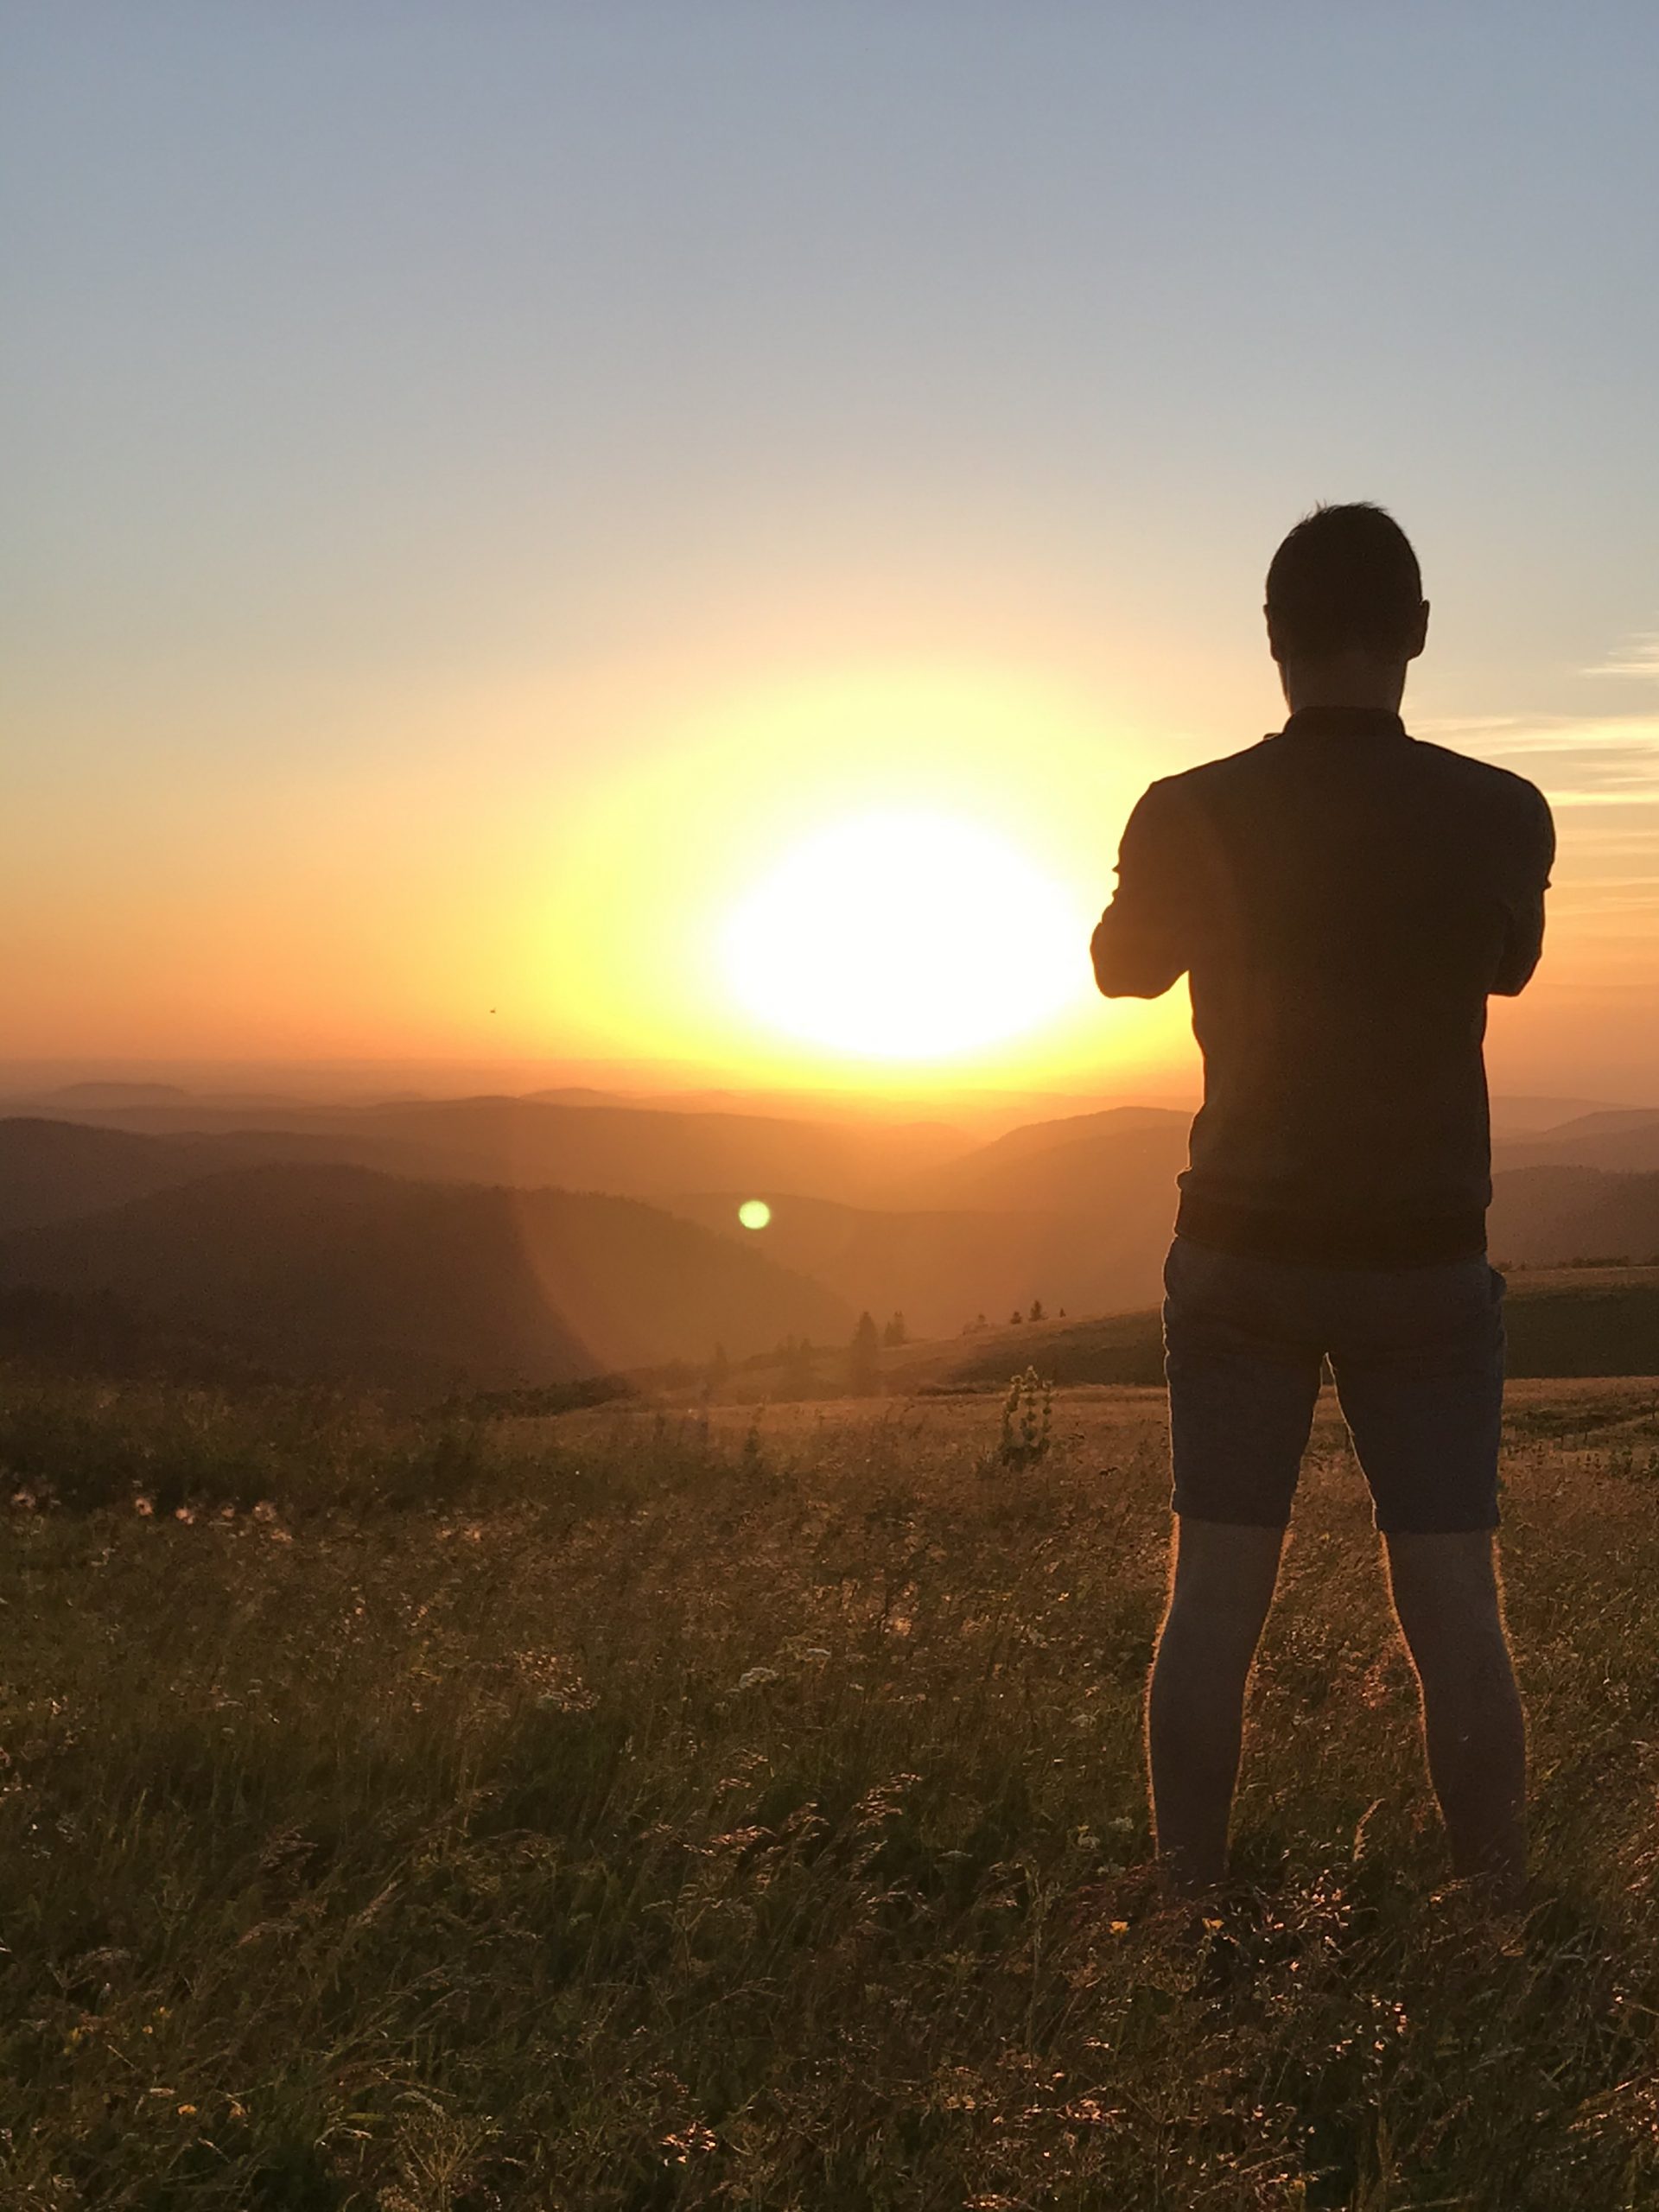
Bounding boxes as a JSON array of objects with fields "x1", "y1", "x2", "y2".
[{"x1": 1092, "y1": 504, "x2": 1553, "y2": 1896}]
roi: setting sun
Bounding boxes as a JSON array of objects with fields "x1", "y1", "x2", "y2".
[{"x1": 720, "y1": 810, "x2": 1085, "y2": 1061}]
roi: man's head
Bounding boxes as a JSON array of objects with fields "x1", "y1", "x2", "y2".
[{"x1": 1265, "y1": 503, "x2": 1429, "y2": 713}]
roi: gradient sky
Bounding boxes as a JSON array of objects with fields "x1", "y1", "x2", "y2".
[{"x1": 7, "y1": 3, "x2": 1659, "y2": 1098}]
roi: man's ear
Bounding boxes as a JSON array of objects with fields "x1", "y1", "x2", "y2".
[{"x1": 1408, "y1": 600, "x2": 1430, "y2": 660}]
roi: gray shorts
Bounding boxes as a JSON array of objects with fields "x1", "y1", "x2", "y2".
[{"x1": 1161, "y1": 1234, "x2": 1506, "y2": 1535}]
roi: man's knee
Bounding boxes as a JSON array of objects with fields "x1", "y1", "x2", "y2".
[
  {"x1": 1160, "y1": 1516, "x2": 1285, "y2": 1667},
  {"x1": 1385, "y1": 1530, "x2": 1514, "y2": 1677}
]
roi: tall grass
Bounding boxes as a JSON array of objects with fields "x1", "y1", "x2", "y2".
[{"x1": 4, "y1": 1367, "x2": 1659, "y2": 2206}]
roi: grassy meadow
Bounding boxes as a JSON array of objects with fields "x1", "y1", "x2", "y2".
[{"x1": 7, "y1": 1370, "x2": 1659, "y2": 2207}]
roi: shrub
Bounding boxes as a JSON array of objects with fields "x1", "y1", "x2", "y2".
[{"x1": 994, "y1": 1366, "x2": 1052, "y2": 1471}]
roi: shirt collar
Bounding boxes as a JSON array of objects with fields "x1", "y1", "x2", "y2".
[{"x1": 1280, "y1": 707, "x2": 1408, "y2": 742}]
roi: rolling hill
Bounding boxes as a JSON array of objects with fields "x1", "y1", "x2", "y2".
[
  {"x1": 0, "y1": 1116, "x2": 390, "y2": 1234},
  {"x1": 0, "y1": 1117, "x2": 227, "y2": 1234},
  {"x1": 12, "y1": 1093, "x2": 969, "y2": 1205},
  {"x1": 664, "y1": 1186, "x2": 1165, "y2": 1338},
  {"x1": 1488, "y1": 1166, "x2": 1659, "y2": 1266},
  {"x1": 0, "y1": 1163, "x2": 853, "y2": 1393},
  {"x1": 14, "y1": 1104, "x2": 1659, "y2": 1393},
  {"x1": 1494, "y1": 1110, "x2": 1659, "y2": 1175},
  {"x1": 895, "y1": 1105, "x2": 1191, "y2": 1211},
  {"x1": 885, "y1": 1267, "x2": 1659, "y2": 1392}
]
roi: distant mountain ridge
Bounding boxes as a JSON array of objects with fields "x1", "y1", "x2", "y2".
[
  {"x1": 10, "y1": 1095, "x2": 1659, "y2": 1391},
  {"x1": 0, "y1": 1094, "x2": 969, "y2": 1205},
  {"x1": 1494, "y1": 1113, "x2": 1659, "y2": 1175},
  {"x1": 0, "y1": 1160, "x2": 853, "y2": 1392},
  {"x1": 0, "y1": 1116, "x2": 391, "y2": 1235}
]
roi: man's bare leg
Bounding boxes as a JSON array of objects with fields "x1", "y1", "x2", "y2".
[
  {"x1": 1384, "y1": 1529, "x2": 1526, "y2": 1896},
  {"x1": 1147, "y1": 1516, "x2": 1286, "y2": 1893}
]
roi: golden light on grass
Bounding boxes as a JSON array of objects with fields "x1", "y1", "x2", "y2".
[
  {"x1": 721, "y1": 809, "x2": 1082, "y2": 1061},
  {"x1": 737, "y1": 1198, "x2": 772, "y2": 1230}
]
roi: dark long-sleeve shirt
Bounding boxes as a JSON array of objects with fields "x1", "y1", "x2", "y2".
[{"x1": 1091, "y1": 707, "x2": 1554, "y2": 1265}]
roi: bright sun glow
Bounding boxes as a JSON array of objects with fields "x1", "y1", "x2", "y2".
[{"x1": 721, "y1": 810, "x2": 1084, "y2": 1061}]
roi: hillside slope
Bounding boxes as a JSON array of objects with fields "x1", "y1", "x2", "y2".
[
  {"x1": 19, "y1": 1111, "x2": 1659, "y2": 1371},
  {"x1": 0, "y1": 1116, "x2": 398, "y2": 1234},
  {"x1": 23, "y1": 1095, "x2": 969, "y2": 1205},
  {"x1": 1489, "y1": 1168, "x2": 1659, "y2": 1265},
  {"x1": 0, "y1": 1164, "x2": 854, "y2": 1391},
  {"x1": 1495, "y1": 1111, "x2": 1659, "y2": 1174},
  {"x1": 0, "y1": 1118, "x2": 219, "y2": 1234},
  {"x1": 896, "y1": 1107, "x2": 1190, "y2": 1211},
  {"x1": 662, "y1": 1188, "x2": 1166, "y2": 1337},
  {"x1": 887, "y1": 1268, "x2": 1659, "y2": 1391}
]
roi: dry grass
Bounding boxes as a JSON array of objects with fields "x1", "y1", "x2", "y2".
[{"x1": 5, "y1": 1367, "x2": 1659, "y2": 2207}]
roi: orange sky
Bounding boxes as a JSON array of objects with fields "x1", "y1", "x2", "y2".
[
  {"x1": 9, "y1": 10, "x2": 1659, "y2": 1105},
  {"x1": 10, "y1": 636, "x2": 1659, "y2": 1106}
]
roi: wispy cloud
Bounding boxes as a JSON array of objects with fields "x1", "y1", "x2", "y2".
[
  {"x1": 1426, "y1": 715, "x2": 1659, "y2": 805},
  {"x1": 1585, "y1": 632, "x2": 1659, "y2": 681}
]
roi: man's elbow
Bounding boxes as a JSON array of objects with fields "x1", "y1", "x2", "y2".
[
  {"x1": 1094, "y1": 960, "x2": 1172, "y2": 1001},
  {"x1": 1090, "y1": 925, "x2": 1180, "y2": 1000},
  {"x1": 1492, "y1": 917, "x2": 1546, "y2": 997},
  {"x1": 1491, "y1": 955, "x2": 1541, "y2": 999}
]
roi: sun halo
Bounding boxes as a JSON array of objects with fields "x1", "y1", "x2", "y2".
[{"x1": 721, "y1": 809, "x2": 1084, "y2": 1062}]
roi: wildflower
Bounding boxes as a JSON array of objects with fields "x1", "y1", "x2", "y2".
[
  {"x1": 10, "y1": 1489, "x2": 35, "y2": 1510},
  {"x1": 661, "y1": 2123, "x2": 716, "y2": 2163},
  {"x1": 268, "y1": 1528, "x2": 294, "y2": 1545},
  {"x1": 134, "y1": 1497, "x2": 154, "y2": 1517},
  {"x1": 175, "y1": 1506, "x2": 194, "y2": 1525},
  {"x1": 219, "y1": 1503, "x2": 236, "y2": 1521},
  {"x1": 177, "y1": 2103, "x2": 197, "y2": 2116},
  {"x1": 1109, "y1": 1920, "x2": 1129, "y2": 1936},
  {"x1": 251, "y1": 1501, "x2": 276, "y2": 1523}
]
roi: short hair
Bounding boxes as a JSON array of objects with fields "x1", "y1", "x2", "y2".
[{"x1": 1265, "y1": 502, "x2": 1424, "y2": 658}]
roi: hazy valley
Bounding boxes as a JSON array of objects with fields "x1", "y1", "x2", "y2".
[{"x1": 4, "y1": 1084, "x2": 1659, "y2": 1397}]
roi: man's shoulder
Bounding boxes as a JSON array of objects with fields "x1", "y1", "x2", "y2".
[
  {"x1": 1158, "y1": 730, "x2": 1551, "y2": 809},
  {"x1": 1139, "y1": 741, "x2": 1276, "y2": 810},
  {"x1": 1405, "y1": 737, "x2": 1553, "y2": 822},
  {"x1": 1138, "y1": 732, "x2": 1552, "y2": 827}
]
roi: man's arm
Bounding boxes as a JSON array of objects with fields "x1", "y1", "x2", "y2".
[
  {"x1": 1090, "y1": 779, "x2": 1192, "y2": 999},
  {"x1": 1491, "y1": 785, "x2": 1555, "y2": 998}
]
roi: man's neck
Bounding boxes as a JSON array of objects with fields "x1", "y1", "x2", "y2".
[{"x1": 1280, "y1": 652, "x2": 1408, "y2": 716}]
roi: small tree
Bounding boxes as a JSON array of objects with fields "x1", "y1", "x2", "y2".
[
  {"x1": 849, "y1": 1311, "x2": 881, "y2": 1395},
  {"x1": 881, "y1": 1311, "x2": 909, "y2": 1348},
  {"x1": 781, "y1": 1335, "x2": 816, "y2": 1398},
  {"x1": 1028, "y1": 1299, "x2": 1046, "y2": 1324},
  {"x1": 1009, "y1": 1309, "x2": 1024, "y2": 1326}
]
